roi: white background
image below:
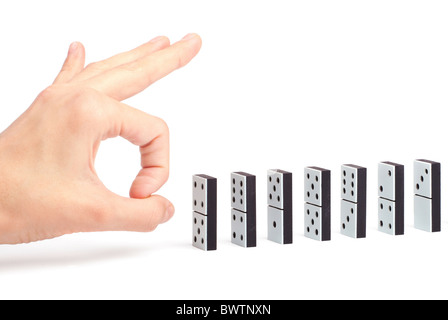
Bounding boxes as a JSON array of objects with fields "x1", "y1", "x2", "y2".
[{"x1": 0, "y1": 0, "x2": 447, "y2": 300}]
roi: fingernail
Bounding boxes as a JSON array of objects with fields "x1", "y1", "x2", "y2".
[
  {"x1": 165, "y1": 204, "x2": 175, "y2": 222},
  {"x1": 181, "y1": 33, "x2": 197, "y2": 41},
  {"x1": 68, "y1": 42, "x2": 80, "y2": 55},
  {"x1": 149, "y1": 36, "x2": 165, "y2": 43}
]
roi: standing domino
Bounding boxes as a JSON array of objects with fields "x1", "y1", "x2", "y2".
[
  {"x1": 341, "y1": 164, "x2": 367, "y2": 239},
  {"x1": 192, "y1": 174, "x2": 217, "y2": 251},
  {"x1": 267, "y1": 169, "x2": 293, "y2": 244},
  {"x1": 378, "y1": 162, "x2": 404, "y2": 235},
  {"x1": 414, "y1": 159, "x2": 441, "y2": 233},
  {"x1": 304, "y1": 167, "x2": 331, "y2": 241},
  {"x1": 231, "y1": 172, "x2": 256, "y2": 247}
]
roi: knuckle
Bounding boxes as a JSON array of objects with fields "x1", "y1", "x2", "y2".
[
  {"x1": 177, "y1": 54, "x2": 185, "y2": 69},
  {"x1": 72, "y1": 86, "x2": 101, "y2": 105},
  {"x1": 34, "y1": 85, "x2": 107, "y2": 135},
  {"x1": 69, "y1": 87, "x2": 104, "y2": 121},
  {"x1": 121, "y1": 60, "x2": 143, "y2": 73},
  {"x1": 156, "y1": 35, "x2": 170, "y2": 44},
  {"x1": 85, "y1": 62, "x2": 105, "y2": 73},
  {"x1": 159, "y1": 167, "x2": 170, "y2": 185},
  {"x1": 36, "y1": 85, "x2": 60, "y2": 103},
  {"x1": 176, "y1": 46, "x2": 191, "y2": 69},
  {"x1": 157, "y1": 117, "x2": 169, "y2": 135}
]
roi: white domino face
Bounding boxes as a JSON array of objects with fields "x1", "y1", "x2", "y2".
[
  {"x1": 304, "y1": 167, "x2": 323, "y2": 207},
  {"x1": 414, "y1": 160, "x2": 432, "y2": 198},
  {"x1": 193, "y1": 175, "x2": 208, "y2": 215},
  {"x1": 341, "y1": 165, "x2": 358, "y2": 203},
  {"x1": 267, "y1": 169, "x2": 292, "y2": 245},
  {"x1": 231, "y1": 173, "x2": 248, "y2": 212},
  {"x1": 378, "y1": 198, "x2": 396, "y2": 235},
  {"x1": 340, "y1": 164, "x2": 366, "y2": 239},
  {"x1": 268, "y1": 206, "x2": 284, "y2": 244},
  {"x1": 267, "y1": 170, "x2": 284, "y2": 209},
  {"x1": 193, "y1": 212, "x2": 208, "y2": 250},
  {"x1": 341, "y1": 200, "x2": 358, "y2": 238},
  {"x1": 414, "y1": 195, "x2": 432, "y2": 232},
  {"x1": 192, "y1": 174, "x2": 217, "y2": 251},
  {"x1": 304, "y1": 203, "x2": 322, "y2": 241},
  {"x1": 231, "y1": 208, "x2": 247, "y2": 247},
  {"x1": 230, "y1": 171, "x2": 256, "y2": 248},
  {"x1": 413, "y1": 159, "x2": 440, "y2": 233},
  {"x1": 378, "y1": 162, "x2": 397, "y2": 201}
]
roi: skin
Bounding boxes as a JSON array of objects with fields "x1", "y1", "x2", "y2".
[{"x1": 0, "y1": 33, "x2": 202, "y2": 244}]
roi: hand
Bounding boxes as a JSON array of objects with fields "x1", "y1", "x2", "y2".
[{"x1": 0, "y1": 33, "x2": 202, "y2": 244}]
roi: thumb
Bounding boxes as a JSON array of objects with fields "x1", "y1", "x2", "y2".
[
  {"x1": 53, "y1": 42, "x2": 86, "y2": 84},
  {"x1": 104, "y1": 194, "x2": 175, "y2": 232}
]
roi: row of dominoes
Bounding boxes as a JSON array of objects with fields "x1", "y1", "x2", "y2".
[{"x1": 192, "y1": 159, "x2": 441, "y2": 251}]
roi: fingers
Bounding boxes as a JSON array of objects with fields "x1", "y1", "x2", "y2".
[
  {"x1": 84, "y1": 33, "x2": 202, "y2": 101},
  {"x1": 129, "y1": 135, "x2": 170, "y2": 199},
  {"x1": 107, "y1": 194, "x2": 175, "y2": 232},
  {"x1": 53, "y1": 42, "x2": 86, "y2": 84},
  {"x1": 71, "y1": 36, "x2": 171, "y2": 83},
  {"x1": 100, "y1": 96, "x2": 170, "y2": 198},
  {"x1": 77, "y1": 191, "x2": 174, "y2": 233}
]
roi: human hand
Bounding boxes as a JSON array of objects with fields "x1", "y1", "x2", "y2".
[{"x1": 0, "y1": 33, "x2": 202, "y2": 244}]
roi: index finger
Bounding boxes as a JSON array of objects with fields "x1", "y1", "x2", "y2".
[
  {"x1": 98, "y1": 95, "x2": 170, "y2": 198},
  {"x1": 84, "y1": 33, "x2": 202, "y2": 101},
  {"x1": 71, "y1": 36, "x2": 171, "y2": 83}
]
